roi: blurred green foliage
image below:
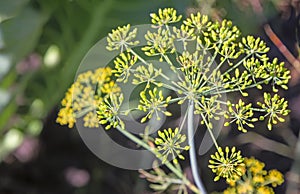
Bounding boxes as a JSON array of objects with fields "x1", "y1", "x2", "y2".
[{"x1": 0, "y1": 0, "x2": 190, "y2": 160}]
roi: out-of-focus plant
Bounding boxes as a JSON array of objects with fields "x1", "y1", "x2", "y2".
[
  {"x1": 57, "y1": 7, "x2": 290, "y2": 193},
  {"x1": 188, "y1": 0, "x2": 279, "y2": 33},
  {"x1": 0, "y1": 0, "x2": 186, "y2": 161},
  {"x1": 221, "y1": 157, "x2": 284, "y2": 194}
]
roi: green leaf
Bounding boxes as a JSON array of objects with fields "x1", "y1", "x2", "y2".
[
  {"x1": 0, "y1": 54, "x2": 11, "y2": 81},
  {"x1": 1, "y1": 7, "x2": 46, "y2": 61},
  {"x1": 0, "y1": 89, "x2": 10, "y2": 112},
  {"x1": 0, "y1": 27, "x2": 4, "y2": 48},
  {"x1": 0, "y1": 0, "x2": 30, "y2": 22}
]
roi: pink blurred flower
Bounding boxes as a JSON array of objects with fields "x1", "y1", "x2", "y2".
[
  {"x1": 16, "y1": 53, "x2": 41, "y2": 74},
  {"x1": 65, "y1": 167, "x2": 90, "y2": 187}
]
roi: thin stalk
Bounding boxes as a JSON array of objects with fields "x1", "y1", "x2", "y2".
[
  {"x1": 209, "y1": 78, "x2": 272, "y2": 95},
  {"x1": 168, "y1": 97, "x2": 182, "y2": 104},
  {"x1": 197, "y1": 44, "x2": 222, "y2": 88},
  {"x1": 115, "y1": 125, "x2": 201, "y2": 194},
  {"x1": 251, "y1": 107, "x2": 267, "y2": 112},
  {"x1": 198, "y1": 57, "x2": 226, "y2": 89},
  {"x1": 223, "y1": 54, "x2": 252, "y2": 75},
  {"x1": 163, "y1": 54, "x2": 184, "y2": 82},
  {"x1": 162, "y1": 82, "x2": 181, "y2": 92},
  {"x1": 178, "y1": 106, "x2": 189, "y2": 133},
  {"x1": 200, "y1": 113, "x2": 219, "y2": 149},
  {"x1": 128, "y1": 48, "x2": 149, "y2": 66},
  {"x1": 115, "y1": 126, "x2": 180, "y2": 176},
  {"x1": 75, "y1": 106, "x2": 95, "y2": 118},
  {"x1": 187, "y1": 100, "x2": 207, "y2": 194}
]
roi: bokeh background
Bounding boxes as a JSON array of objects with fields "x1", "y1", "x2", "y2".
[{"x1": 0, "y1": 0, "x2": 299, "y2": 193}]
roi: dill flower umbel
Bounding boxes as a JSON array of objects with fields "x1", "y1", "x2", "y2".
[
  {"x1": 154, "y1": 127, "x2": 190, "y2": 164},
  {"x1": 208, "y1": 146, "x2": 244, "y2": 182},
  {"x1": 150, "y1": 7, "x2": 182, "y2": 27},
  {"x1": 56, "y1": 67, "x2": 120, "y2": 128},
  {"x1": 138, "y1": 87, "x2": 172, "y2": 123},
  {"x1": 97, "y1": 93, "x2": 125, "y2": 130},
  {"x1": 106, "y1": 24, "x2": 139, "y2": 52}
]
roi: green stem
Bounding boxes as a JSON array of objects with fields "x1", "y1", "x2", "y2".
[
  {"x1": 129, "y1": 48, "x2": 148, "y2": 65},
  {"x1": 162, "y1": 82, "x2": 181, "y2": 92},
  {"x1": 209, "y1": 78, "x2": 271, "y2": 95},
  {"x1": 187, "y1": 100, "x2": 207, "y2": 194},
  {"x1": 223, "y1": 54, "x2": 252, "y2": 75},
  {"x1": 197, "y1": 44, "x2": 222, "y2": 88},
  {"x1": 163, "y1": 54, "x2": 184, "y2": 82},
  {"x1": 168, "y1": 97, "x2": 182, "y2": 104},
  {"x1": 74, "y1": 106, "x2": 95, "y2": 118},
  {"x1": 251, "y1": 107, "x2": 266, "y2": 112},
  {"x1": 115, "y1": 125, "x2": 201, "y2": 193},
  {"x1": 200, "y1": 113, "x2": 219, "y2": 149},
  {"x1": 199, "y1": 56, "x2": 225, "y2": 89},
  {"x1": 178, "y1": 106, "x2": 188, "y2": 133}
]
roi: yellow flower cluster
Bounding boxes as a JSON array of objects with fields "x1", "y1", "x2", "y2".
[
  {"x1": 223, "y1": 157, "x2": 284, "y2": 194},
  {"x1": 209, "y1": 146, "x2": 244, "y2": 182},
  {"x1": 56, "y1": 67, "x2": 120, "y2": 128}
]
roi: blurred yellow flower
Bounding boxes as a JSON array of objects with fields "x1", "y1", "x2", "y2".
[
  {"x1": 267, "y1": 169, "x2": 284, "y2": 187},
  {"x1": 257, "y1": 186, "x2": 274, "y2": 194},
  {"x1": 56, "y1": 67, "x2": 120, "y2": 128},
  {"x1": 221, "y1": 157, "x2": 284, "y2": 194}
]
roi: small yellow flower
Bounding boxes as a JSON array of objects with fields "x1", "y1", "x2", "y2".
[
  {"x1": 56, "y1": 107, "x2": 76, "y2": 128},
  {"x1": 253, "y1": 174, "x2": 265, "y2": 184},
  {"x1": 97, "y1": 93, "x2": 125, "y2": 130},
  {"x1": 244, "y1": 157, "x2": 267, "y2": 175},
  {"x1": 112, "y1": 52, "x2": 138, "y2": 83},
  {"x1": 183, "y1": 12, "x2": 211, "y2": 35},
  {"x1": 266, "y1": 169, "x2": 284, "y2": 187},
  {"x1": 227, "y1": 165, "x2": 246, "y2": 186},
  {"x1": 257, "y1": 186, "x2": 274, "y2": 194},
  {"x1": 223, "y1": 187, "x2": 237, "y2": 194},
  {"x1": 101, "y1": 81, "x2": 121, "y2": 94},
  {"x1": 138, "y1": 87, "x2": 172, "y2": 123},
  {"x1": 83, "y1": 112, "x2": 100, "y2": 128}
]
